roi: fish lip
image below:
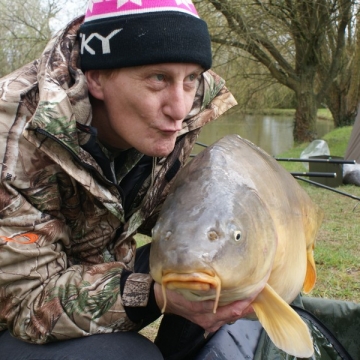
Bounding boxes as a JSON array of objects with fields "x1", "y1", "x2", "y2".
[
  {"x1": 160, "y1": 270, "x2": 222, "y2": 313},
  {"x1": 162, "y1": 269, "x2": 215, "y2": 277},
  {"x1": 161, "y1": 270, "x2": 218, "y2": 287},
  {"x1": 161, "y1": 271, "x2": 219, "y2": 292}
]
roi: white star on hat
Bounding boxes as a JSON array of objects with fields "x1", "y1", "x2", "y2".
[
  {"x1": 88, "y1": 0, "x2": 104, "y2": 12},
  {"x1": 117, "y1": 0, "x2": 142, "y2": 8},
  {"x1": 175, "y1": 0, "x2": 193, "y2": 9}
]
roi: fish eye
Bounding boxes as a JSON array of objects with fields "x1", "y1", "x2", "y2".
[{"x1": 234, "y1": 231, "x2": 242, "y2": 242}]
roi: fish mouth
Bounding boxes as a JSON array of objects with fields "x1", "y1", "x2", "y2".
[{"x1": 161, "y1": 271, "x2": 221, "y2": 313}]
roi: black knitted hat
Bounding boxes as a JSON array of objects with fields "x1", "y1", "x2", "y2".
[{"x1": 79, "y1": 0, "x2": 212, "y2": 71}]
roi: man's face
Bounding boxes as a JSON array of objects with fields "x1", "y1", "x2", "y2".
[{"x1": 87, "y1": 63, "x2": 203, "y2": 157}]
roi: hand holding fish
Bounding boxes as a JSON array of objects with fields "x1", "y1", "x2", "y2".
[{"x1": 154, "y1": 282, "x2": 255, "y2": 333}]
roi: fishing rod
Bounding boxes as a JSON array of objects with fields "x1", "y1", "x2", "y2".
[
  {"x1": 294, "y1": 176, "x2": 360, "y2": 201},
  {"x1": 194, "y1": 141, "x2": 360, "y2": 201},
  {"x1": 276, "y1": 158, "x2": 355, "y2": 164},
  {"x1": 291, "y1": 172, "x2": 336, "y2": 178},
  {"x1": 276, "y1": 156, "x2": 360, "y2": 200},
  {"x1": 195, "y1": 141, "x2": 208, "y2": 148},
  {"x1": 189, "y1": 142, "x2": 209, "y2": 157},
  {"x1": 197, "y1": 143, "x2": 355, "y2": 165}
]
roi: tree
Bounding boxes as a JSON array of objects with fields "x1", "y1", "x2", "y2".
[
  {"x1": 0, "y1": 0, "x2": 57, "y2": 77},
  {"x1": 0, "y1": 0, "x2": 87, "y2": 78},
  {"x1": 348, "y1": 10, "x2": 360, "y2": 111},
  {"x1": 196, "y1": 0, "x2": 355, "y2": 142},
  {"x1": 317, "y1": 2, "x2": 359, "y2": 127}
]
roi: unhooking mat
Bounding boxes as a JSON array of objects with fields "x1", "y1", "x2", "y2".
[{"x1": 195, "y1": 295, "x2": 360, "y2": 360}]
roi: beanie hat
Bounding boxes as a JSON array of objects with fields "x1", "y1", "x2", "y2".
[{"x1": 79, "y1": 0, "x2": 212, "y2": 71}]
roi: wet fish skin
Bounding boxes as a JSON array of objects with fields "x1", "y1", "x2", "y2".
[{"x1": 150, "y1": 134, "x2": 323, "y2": 358}]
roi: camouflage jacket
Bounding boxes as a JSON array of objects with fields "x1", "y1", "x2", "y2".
[{"x1": 0, "y1": 17, "x2": 237, "y2": 343}]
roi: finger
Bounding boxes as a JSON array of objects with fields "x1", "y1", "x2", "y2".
[
  {"x1": 216, "y1": 297, "x2": 255, "y2": 316},
  {"x1": 202, "y1": 301, "x2": 254, "y2": 329}
]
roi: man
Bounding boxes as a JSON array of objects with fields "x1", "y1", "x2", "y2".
[{"x1": 0, "y1": 1, "x2": 252, "y2": 358}]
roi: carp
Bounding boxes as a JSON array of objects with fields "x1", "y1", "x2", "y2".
[{"x1": 150, "y1": 134, "x2": 323, "y2": 358}]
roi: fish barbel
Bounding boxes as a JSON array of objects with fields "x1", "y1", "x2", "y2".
[{"x1": 150, "y1": 134, "x2": 323, "y2": 358}]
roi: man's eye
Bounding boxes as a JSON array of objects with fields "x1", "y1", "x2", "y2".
[
  {"x1": 186, "y1": 73, "x2": 201, "y2": 84},
  {"x1": 154, "y1": 74, "x2": 165, "y2": 81}
]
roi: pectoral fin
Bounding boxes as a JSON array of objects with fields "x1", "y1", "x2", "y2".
[{"x1": 252, "y1": 284, "x2": 313, "y2": 358}]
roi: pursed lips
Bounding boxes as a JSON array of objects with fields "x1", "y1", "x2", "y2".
[{"x1": 157, "y1": 126, "x2": 182, "y2": 134}]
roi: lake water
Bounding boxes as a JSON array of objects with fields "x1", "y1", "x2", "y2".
[{"x1": 193, "y1": 113, "x2": 334, "y2": 157}]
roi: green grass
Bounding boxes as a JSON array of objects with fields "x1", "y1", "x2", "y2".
[
  {"x1": 243, "y1": 108, "x2": 296, "y2": 116},
  {"x1": 317, "y1": 108, "x2": 333, "y2": 121},
  {"x1": 278, "y1": 126, "x2": 360, "y2": 303},
  {"x1": 276, "y1": 125, "x2": 352, "y2": 173},
  {"x1": 242, "y1": 107, "x2": 333, "y2": 121},
  {"x1": 135, "y1": 233, "x2": 152, "y2": 247}
]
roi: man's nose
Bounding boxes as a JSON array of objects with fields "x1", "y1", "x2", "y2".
[{"x1": 163, "y1": 84, "x2": 192, "y2": 122}]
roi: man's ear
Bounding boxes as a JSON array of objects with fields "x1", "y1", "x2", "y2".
[{"x1": 85, "y1": 70, "x2": 105, "y2": 100}]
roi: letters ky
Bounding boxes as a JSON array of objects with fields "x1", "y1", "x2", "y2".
[{"x1": 80, "y1": 29, "x2": 122, "y2": 55}]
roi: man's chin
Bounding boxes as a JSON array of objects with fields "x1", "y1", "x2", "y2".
[{"x1": 145, "y1": 141, "x2": 177, "y2": 157}]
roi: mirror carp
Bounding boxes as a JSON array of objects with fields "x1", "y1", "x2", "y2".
[{"x1": 150, "y1": 134, "x2": 323, "y2": 358}]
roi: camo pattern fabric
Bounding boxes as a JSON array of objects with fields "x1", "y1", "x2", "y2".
[{"x1": 0, "y1": 16, "x2": 237, "y2": 343}]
